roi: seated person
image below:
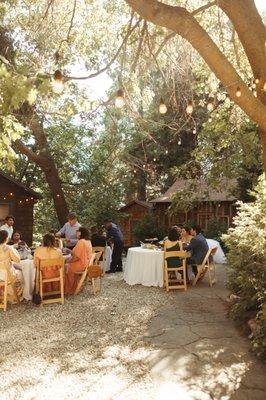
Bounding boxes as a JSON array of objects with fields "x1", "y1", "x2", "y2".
[
  {"x1": 164, "y1": 228, "x2": 183, "y2": 275},
  {"x1": 181, "y1": 226, "x2": 192, "y2": 245},
  {"x1": 0, "y1": 230, "x2": 22, "y2": 297},
  {"x1": 9, "y1": 232, "x2": 32, "y2": 260},
  {"x1": 64, "y1": 227, "x2": 92, "y2": 295},
  {"x1": 34, "y1": 233, "x2": 64, "y2": 292},
  {"x1": 91, "y1": 226, "x2": 107, "y2": 247},
  {"x1": 185, "y1": 225, "x2": 209, "y2": 280}
]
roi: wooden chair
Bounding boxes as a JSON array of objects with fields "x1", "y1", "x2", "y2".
[
  {"x1": 164, "y1": 250, "x2": 187, "y2": 292},
  {"x1": 192, "y1": 247, "x2": 218, "y2": 287},
  {"x1": 92, "y1": 246, "x2": 106, "y2": 275},
  {"x1": 0, "y1": 260, "x2": 22, "y2": 311},
  {"x1": 39, "y1": 258, "x2": 64, "y2": 305},
  {"x1": 74, "y1": 253, "x2": 96, "y2": 295}
]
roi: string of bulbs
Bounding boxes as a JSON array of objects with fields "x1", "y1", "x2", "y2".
[{"x1": 50, "y1": 70, "x2": 266, "y2": 116}]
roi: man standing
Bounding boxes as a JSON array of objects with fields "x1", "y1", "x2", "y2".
[
  {"x1": 104, "y1": 219, "x2": 124, "y2": 273},
  {"x1": 56, "y1": 212, "x2": 81, "y2": 249},
  {"x1": 0, "y1": 215, "x2": 15, "y2": 241},
  {"x1": 186, "y1": 225, "x2": 209, "y2": 281}
]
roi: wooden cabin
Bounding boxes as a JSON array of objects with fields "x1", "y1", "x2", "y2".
[
  {"x1": 151, "y1": 178, "x2": 237, "y2": 231},
  {"x1": 0, "y1": 170, "x2": 41, "y2": 245},
  {"x1": 118, "y1": 199, "x2": 153, "y2": 247}
]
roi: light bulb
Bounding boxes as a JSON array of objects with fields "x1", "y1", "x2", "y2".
[
  {"x1": 236, "y1": 87, "x2": 241, "y2": 97},
  {"x1": 193, "y1": 129, "x2": 196, "y2": 134},
  {"x1": 159, "y1": 98, "x2": 167, "y2": 114},
  {"x1": 153, "y1": 158, "x2": 156, "y2": 162},
  {"x1": 178, "y1": 139, "x2": 181, "y2": 145},
  {"x1": 207, "y1": 101, "x2": 214, "y2": 112},
  {"x1": 115, "y1": 89, "x2": 125, "y2": 108},
  {"x1": 263, "y1": 82, "x2": 266, "y2": 91},
  {"x1": 165, "y1": 150, "x2": 168, "y2": 154},
  {"x1": 186, "y1": 101, "x2": 193, "y2": 115},
  {"x1": 52, "y1": 70, "x2": 64, "y2": 94},
  {"x1": 255, "y1": 78, "x2": 260, "y2": 84}
]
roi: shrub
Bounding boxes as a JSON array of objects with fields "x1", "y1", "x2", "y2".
[
  {"x1": 205, "y1": 217, "x2": 228, "y2": 242},
  {"x1": 223, "y1": 175, "x2": 266, "y2": 360},
  {"x1": 133, "y1": 212, "x2": 167, "y2": 244}
]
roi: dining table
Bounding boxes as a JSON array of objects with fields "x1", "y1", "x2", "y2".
[{"x1": 124, "y1": 247, "x2": 164, "y2": 287}]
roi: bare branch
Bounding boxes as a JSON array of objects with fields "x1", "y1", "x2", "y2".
[
  {"x1": 67, "y1": 18, "x2": 141, "y2": 80},
  {"x1": 191, "y1": 1, "x2": 217, "y2": 16}
]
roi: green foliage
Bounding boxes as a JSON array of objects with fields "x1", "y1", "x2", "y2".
[
  {"x1": 133, "y1": 212, "x2": 166, "y2": 243},
  {"x1": 223, "y1": 176, "x2": 266, "y2": 359},
  {"x1": 205, "y1": 217, "x2": 228, "y2": 242}
]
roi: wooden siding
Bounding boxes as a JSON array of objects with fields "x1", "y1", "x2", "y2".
[{"x1": 0, "y1": 175, "x2": 37, "y2": 245}]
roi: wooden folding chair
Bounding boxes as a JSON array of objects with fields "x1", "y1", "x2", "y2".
[
  {"x1": 164, "y1": 250, "x2": 187, "y2": 292},
  {"x1": 92, "y1": 246, "x2": 106, "y2": 274},
  {"x1": 39, "y1": 258, "x2": 65, "y2": 305},
  {"x1": 0, "y1": 260, "x2": 22, "y2": 311},
  {"x1": 192, "y1": 247, "x2": 218, "y2": 287},
  {"x1": 74, "y1": 253, "x2": 96, "y2": 295}
]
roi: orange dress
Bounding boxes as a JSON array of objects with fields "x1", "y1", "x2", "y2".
[
  {"x1": 34, "y1": 246, "x2": 64, "y2": 292},
  {"x1": 64, "y1": 239, "x2": 92, "y2": 294}
]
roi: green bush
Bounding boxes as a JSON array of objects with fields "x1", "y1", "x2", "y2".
[
  {"x1": 223, "y1": 175, "x2": 266, "y2": 360},
  {"x1": 205, "y1": 217, "x2": 228, "y2": 242},
  {"x1": 133, "y1": 212, "x2": 167, "y2": 244}
]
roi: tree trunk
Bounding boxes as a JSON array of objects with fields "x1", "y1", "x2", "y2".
[{"x1": 14, "y1": 107, "x2": 69, "y2": 226}]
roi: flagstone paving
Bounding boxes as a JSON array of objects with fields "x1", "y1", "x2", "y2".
[{"x1": 1, "y1": 264, "x2": 265, "y2": 399}]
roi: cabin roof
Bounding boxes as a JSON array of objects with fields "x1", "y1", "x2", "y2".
[
  {"x1": 0, "y1": 170, "x2": 42, "y2": 199},
  {"x1": 119, "y1": 199, "x2": 153, "y2": 211},
  {"x1": 151, "y1": 178, "x2": 238, "y2": 203}
]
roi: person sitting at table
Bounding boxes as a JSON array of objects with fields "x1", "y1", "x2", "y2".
[
  {"x1": 185, "y1": 225, "x2": 209, "y2": 281},
  {"x1": 64, "y1": 227, "x2": 92, "y2": 295},
  {"x1": 0, "y1": 230, "x2": 22, "y2": 297},
  {"x1": 164, "y1": 228, "x2": 183, "y2": 277},
  {"x1": 34, "y1": 233, "x2": 64, "y2": 292},
  {"x1": 91, "y1": 226, "x2": 107, "y2": 247},
  {"x1": 56, "y1": 212, "x2": 81, "y2": 249},
  {"x1": 181, "y1": 226, "x2": 192, "y2": 245}
]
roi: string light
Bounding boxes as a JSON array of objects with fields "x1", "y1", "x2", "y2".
[
  {"x1": 193, "y1": 129, "x2": 196, "y2": 134},
  {"x1": 9, "y1": 192, "x2": 13, "y2": 196},
  {"x1": 178, "y1": 139, "x2": 181, "y2": 145},
  {"x1": 153, "y1": 157, "x2": 156, "y2": 162},
  {"x1": 263, "y1": 82, "x2": 266, "y2": 91},
  {"x1": 236, "y1": 87, "x2": 241, "y2": 97},
  {"x1": 3, "y1": 197, "x2": 6, "y2": 200},
  {"x1": 56, "y1": 194, "x2": 60, "y2": 198},
  {"x1": 159, "y1": 98, "x2": 167, "y2": 114},
  {"x1": 186, "y1": 101, "x2": 193, "y2": 115},
  {"x1": 52, "y1": 70, "x2": 64, "y2": 94},
  {"x1": 165, "y1": 150, "x2": 168, "y2": 155},
  {"x1": 255, "y1": 77, "x2": 260, "y2": 84},
  {"x1": 115, "y1": 89, "x2": 125, "y2": 108}
]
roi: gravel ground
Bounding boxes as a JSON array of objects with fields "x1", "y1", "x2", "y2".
[{"x1": 1, "y1": 272, "x2": 173, "y2": 400}]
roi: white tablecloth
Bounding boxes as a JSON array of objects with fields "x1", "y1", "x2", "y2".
[
  {"x1": 19, "y1": 259, "x2": 36, "y2": 301},
  {"x1": 103, "y1": 246, "x2": 112, "y2": 272},
  {"x1": 124, "y1": 247, "x2": 164, "y2": 287},
  {"x1": 206, "y1": 239, "x2": 226, "y2": 264}
]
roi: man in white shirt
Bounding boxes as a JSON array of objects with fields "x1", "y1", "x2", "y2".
[
  {"x1": 56, "y1": 212, "x2": 81, "y2": 249},
  {"x1": 0, "y1": 215, "x2": 15, "y2": 241}
]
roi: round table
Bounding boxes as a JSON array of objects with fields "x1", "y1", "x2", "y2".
[{"x1": 124, "y1": 247, "x2": 164, "y2": 287}]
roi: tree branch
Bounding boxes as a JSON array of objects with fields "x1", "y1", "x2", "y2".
[
  {"x1": 67, "y1": 17, "x2": 141, "y2": 80},
  {"x1": 191, "y1": 1, "x2": 217, "y2": 16}
]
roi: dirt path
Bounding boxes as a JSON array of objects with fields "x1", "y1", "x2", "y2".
[{"x1": 1, "y1": 265, "x2": 265, "y2": 399}]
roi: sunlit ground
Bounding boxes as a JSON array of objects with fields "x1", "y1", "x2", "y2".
[{"x1": 1, "y1": 267, "x2": 265, "y2": 400}]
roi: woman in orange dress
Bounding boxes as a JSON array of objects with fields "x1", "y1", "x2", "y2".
[
  {"x1": 64, "y1": 227, "x2": 92, "y2": 295},
  {"x1": 34, "y1": 233, "x2": 64, "y2": 292}
]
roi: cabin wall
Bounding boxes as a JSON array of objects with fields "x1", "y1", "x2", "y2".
[
  {"x1": 153, "y1": 201, "x2": 236, "y2": 232},
  {"x1": 119, "y1": 203, "x2": 152, "y2": 247},
  {"x1": 0, "y1": 176, "x2": 36, "y2": 245}
]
